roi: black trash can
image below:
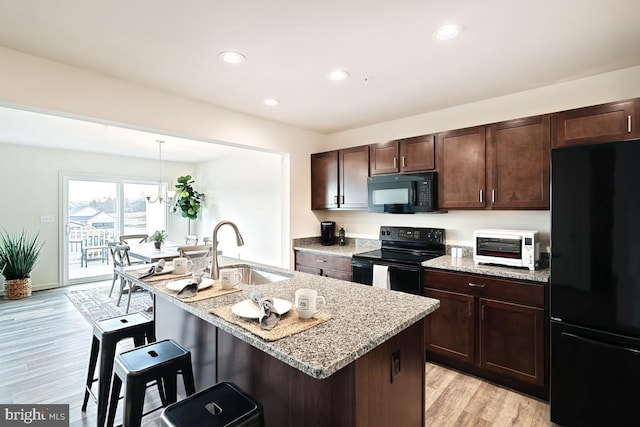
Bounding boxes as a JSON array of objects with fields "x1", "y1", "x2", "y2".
[{"x1": 160, "y1": 381, "x2": 264, "y2": 427}]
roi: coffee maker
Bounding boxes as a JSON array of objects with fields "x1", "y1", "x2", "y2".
[{"x1": 321, "y1": 221, "x2": 336, "y2": 246}]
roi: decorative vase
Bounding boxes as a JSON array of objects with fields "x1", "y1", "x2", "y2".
[
  {"x1": 4, "y1": 278, "x2": 32, "y2": 300},
  {"x1": 154, "y1": 242, "x2": 161, "y2": 250}
]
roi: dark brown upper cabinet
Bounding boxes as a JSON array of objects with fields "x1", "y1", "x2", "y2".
[
  {"x1": 369, "y1": 135, "x2": 435, "y2": 175},
  {"x1": 311, "y1": 146, "x2": 369, "y2": 210},
  {"x1": 487, "y1": 115, "x2": 551, "y2": 209},
  {"x1": 553, "y1": 98, "x2": 639, "y2": 148},
  {"x1": 436, "y1": 116, "x2": 551, "y2": 210},
  {"x1": 436, "y1": 126, "x2": 487, "y2": 209}
]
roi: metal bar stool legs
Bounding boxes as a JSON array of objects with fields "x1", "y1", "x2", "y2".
[
  {"x1": 106, "y1": 339, "x2": 195, "y2": 427},
  {"x1": 81, "y1": 313, "x2": 155, "y2": 427}
]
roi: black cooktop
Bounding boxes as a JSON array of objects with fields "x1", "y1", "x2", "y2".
[
  {"x1": 352, "y1": 248, "x2": 442, "y2": 264},
  {"x1": 352, "y1": 226, "x2": 446, "y2": 265}
]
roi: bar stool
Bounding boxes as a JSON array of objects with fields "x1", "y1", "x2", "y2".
[
  {"x1": 160, "y1": 382, "x2": 264, "y2": 427},
  {"x1": 106, "y1": 339, "x2": 196, "y2": 427},
  {"x1": 82, "y1": 312, "x2": 155, "y2": 427}
]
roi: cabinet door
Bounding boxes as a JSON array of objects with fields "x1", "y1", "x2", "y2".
[
  {"x1": 399, "y1": 135, "x2": 435, "y2": 172},
  {"x1": 311, "y1": 151, "x2": 338, "y2": 209},
  {"x1": 436, "y1": 126, "x2": 486, "y2": 209},
  {"x1": 424, "y1": 288, "x2": 475, "y2": 365},
  {"x1": 339, "y1": 146, "x2": 369, "y2": 209},
  {"x1": 370, "y1": 141, "x2": 399, "y2": 175},
  {"x1": 553, "y1": 99, "x2": 638, "y2": 148},
  {"x1": 479, "y1": 298, "x2": 545, "y2": 386},
  {"x1": 487, "y1": 115, "x2": 550, "y2": 209}
]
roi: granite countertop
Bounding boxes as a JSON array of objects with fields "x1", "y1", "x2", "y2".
[
  {"x1": 423, "y1": 255, "x2": 550, "y2": 283},
  {"x1": 292, "y1": 241, "x2": 360, "y2": 257},
  {"x1": 292, "y1": 236, "x2": 380, "y2": 257},
  {"x1": 126, "y1": 256, "x2": 439, "y2": 380}
]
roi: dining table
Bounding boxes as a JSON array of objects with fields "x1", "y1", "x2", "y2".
[{"x1": 127, "y1": 241, "x2": 182, "y2": 263}]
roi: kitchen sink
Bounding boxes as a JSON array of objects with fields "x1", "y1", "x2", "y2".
[{"x1": 220, "y1": 266, "x2": 292, "y2": 285}]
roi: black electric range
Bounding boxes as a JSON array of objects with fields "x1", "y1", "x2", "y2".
[{"x1": 351, "y1": 226, "x2": 445, "y2": 295}]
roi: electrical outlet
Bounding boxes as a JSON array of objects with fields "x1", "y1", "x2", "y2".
[
  {"x1": 390, "y1": 350, "x2": 401, "y2": 383},
  {"x1": 40, "y1": 215, "x2": 55, "y2": 223}
]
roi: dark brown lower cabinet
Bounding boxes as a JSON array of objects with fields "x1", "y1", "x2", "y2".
[
  {"x1": 424, "y1": 269, "x2": 548, "y2": 399},
  {"x1": 295, "y1": 250, "x2": 353, "y2": 281}
]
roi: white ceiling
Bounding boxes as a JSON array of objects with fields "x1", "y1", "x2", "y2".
[{"x1": 0, "y1": 0, "x2": 639, "y2": 159}]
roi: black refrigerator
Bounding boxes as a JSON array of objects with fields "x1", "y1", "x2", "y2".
[{"x1": 550, "y1": 138, "x2": 640, "y2": 426}]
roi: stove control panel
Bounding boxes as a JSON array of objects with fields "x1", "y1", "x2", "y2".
[{"x1": 379, "y1": 226, "x2": 445, "y2": 244}]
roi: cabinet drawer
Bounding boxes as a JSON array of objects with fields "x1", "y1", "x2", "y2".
[
  {"x1": 295, "y1": 251, "x2": 352, "y2": 273},
  {"x1": 424, "y1": 269, "x2": 544, "y2": 307}
]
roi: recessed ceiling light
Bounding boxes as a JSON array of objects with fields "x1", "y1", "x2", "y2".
[
  {"x1": 218, "y1": 51, "x2": 246, "y2": 64},
  {"x1": 263, "y1": 98, "x2": 279, "y2": 106},
  {"x1": 326, "y1": 70, "x2": 350, "y2": 81},
  {"x1": 433, "y1": 24, "x2": 464, "y2": 41}
]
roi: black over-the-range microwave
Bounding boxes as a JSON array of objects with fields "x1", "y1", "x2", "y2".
[{"x1": 367, "y1": 172, "x2": 437, "y2": 213}]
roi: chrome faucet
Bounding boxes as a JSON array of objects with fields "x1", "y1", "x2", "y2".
[{"x1": 210, "y1": 220, "x2": 245, "y2": 280}]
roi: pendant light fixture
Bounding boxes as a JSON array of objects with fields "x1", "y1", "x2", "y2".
[{"x1": 146, "y1": 140, "x2": 175, "y2": 204}]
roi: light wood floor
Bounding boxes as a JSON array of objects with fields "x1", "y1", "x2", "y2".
[{"x1": 0, "y1": 283, "x2": 551, "y2": 426}]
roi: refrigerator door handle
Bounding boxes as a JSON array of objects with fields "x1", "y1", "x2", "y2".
[{"x1": 562, "y1": 332, "x2": 640, "y2": 357}]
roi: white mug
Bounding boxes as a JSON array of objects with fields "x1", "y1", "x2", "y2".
[
  {"x1": 173, "y1": 257, "x2": 193, "y2": 275},
  {"x1": 219, "y1": 268, "x2": 243, "y2": 289},
  {"x1": 295, "y1": 288, "x2": 326, "y2": 319}
]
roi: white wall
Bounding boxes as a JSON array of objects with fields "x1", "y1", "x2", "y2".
[
  {"x1": 196, "y1": 149, "x2": 287, "y2": 268},
  {"x1": 0, "y1": 46, "x2": 325, "y2": 252},
  {"x1": 320, "y1": 65, "x2": 640, "y2": 248},
  {"x1": 0, "y1": 142, "x2": 192, "y2": 290}
]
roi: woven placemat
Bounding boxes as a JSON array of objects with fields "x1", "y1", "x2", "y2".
[
  {"x1": 210, "y1": 305, "x2": 333, "y2": 341},
  {"x1": 141, "y1": 272, "x2": 192, "y2": 283},
  {"x1": 152, "y1": 282, "x2": 242, "y2": 302}
]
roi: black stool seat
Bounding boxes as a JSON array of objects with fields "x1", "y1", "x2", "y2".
[
  {"x1": 82, "y1": 312, "x2": 155, "y2": 427},
  {"x1": 106, "y1": 339, "x2": 195, "y2": 427},
  {"x1": 160, "y1": 382, "x2": 264, "y2": 427}
]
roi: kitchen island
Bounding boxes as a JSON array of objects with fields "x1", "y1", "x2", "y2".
[{"x1": 121, "y1": 256, "x2": 439, "y2": 427}]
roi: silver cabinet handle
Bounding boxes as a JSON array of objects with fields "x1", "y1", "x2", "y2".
[
  {"x1": 393, "y1": 157, "x2": 397, "y2": 168},
  {"x1": 340, "y1": 195, "x2": 345, "y2": 204},
  {"x1": 402, "y1": 156, "x2": 406, "y2": 168},
  {"x1": 629, "y1": 115, "x2": 633, "y2": 133},
  {"x1": 468, "y1": 301, "x2": 472, "y2": 317},
  {"x1": 316, "y1": 259, "x2": 327, "y2": 263},
  {"x1": 491, "y1": 189, "x2": 495, "y2": 203},
  {"x1": 481, "y1": 304, "x2": 486, "y2": 320},
  {"x1": 468, "y1": 282, "x2": 486, "y2": 288},
  {"x1": 479, "y1": 190, "x2": 484, "y2": 203},
  {"x1": 334, "y1": 195, "x2": 338, "y2": 204}
]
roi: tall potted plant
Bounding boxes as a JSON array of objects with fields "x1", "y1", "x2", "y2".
[
  {"x1": 173, "y1": 175, "x2": 204, "y2": 234},
  {"x1": 0, "y1": 230, "x2": 43, "y2": 300}
]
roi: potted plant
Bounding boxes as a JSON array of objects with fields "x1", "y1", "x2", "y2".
[
  {"x1": 173, "y1": 175, "x2": 204, "y2": 234},
  {"x1": 150, "y1": 230, "x2": 167, "y2": 249},
  {"x1": 0, "y1": 230, "x2": 43, "y2": 300}
]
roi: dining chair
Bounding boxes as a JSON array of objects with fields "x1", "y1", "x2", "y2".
[
  {"x1": 107, "y1": 242, "x2": 131, "y2": 297},
  {"x1": 185, "y1": 235, "x2": 198, "y2": 245},
  {"x1": 119, "y1": 234, "x2": 149, "y2": 244},
  {"x1": 178, "y1": 244, "x2": 213, "y2": 273},
  {"x1": 69, "y1": 239, "x2": 84, "y2": 266},
  {"x1": 108, "y1": 243, "x2": 140, "y2": 313}
]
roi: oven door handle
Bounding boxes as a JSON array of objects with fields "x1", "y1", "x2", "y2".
[
  {"x1": 376, "y1": 262, "x2": 421, "y2": 272},
  {"x1": 351, "y1": 260, "x2": 372, "y2": 269},
  {"x1": 351, "y1": 259, "x2": 420, "y2": 272}
]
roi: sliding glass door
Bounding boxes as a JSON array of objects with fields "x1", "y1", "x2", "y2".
[{"x1": 62, "y1": 175, "x2": 166, "y2": 285}]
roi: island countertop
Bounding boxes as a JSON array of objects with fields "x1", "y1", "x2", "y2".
[{"x1": 123, "y1": 256, "x2": 440, "y2": 380}]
